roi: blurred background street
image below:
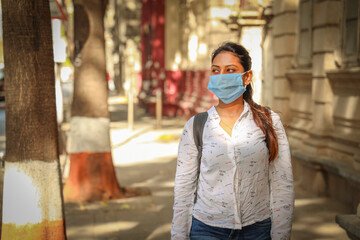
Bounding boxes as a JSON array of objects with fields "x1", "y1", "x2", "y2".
[{"x1": 0, "y1": 0, "x2": 359, "y2": 239}]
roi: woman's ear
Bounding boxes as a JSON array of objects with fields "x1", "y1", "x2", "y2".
[{"x1": 244, "y1": 70, "x2": 253, "y2": 85}]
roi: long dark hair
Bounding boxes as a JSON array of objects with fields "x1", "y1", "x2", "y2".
[{"x1": 211, "y1": 42, "x2": 278, "y2": 162}]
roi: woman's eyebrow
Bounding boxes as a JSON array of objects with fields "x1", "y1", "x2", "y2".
[
  {"x1": 211, "y1": 64, "x2": 239, "y2": 68},
  {"x1": 225, "y1": 64, "x2": 238, "y2": 68}
]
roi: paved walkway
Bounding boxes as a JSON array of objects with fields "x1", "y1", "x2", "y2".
[{"x1": 64, "y1": 95, "x2": 353, "y2": 240}]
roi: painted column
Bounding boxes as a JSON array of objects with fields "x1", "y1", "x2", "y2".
[
  {"x1": 165, "y1": 0, "x2": 182, "y2": 112},
  {"x1": 140, "y1": 0, "x2": 166, "y2": 115}
]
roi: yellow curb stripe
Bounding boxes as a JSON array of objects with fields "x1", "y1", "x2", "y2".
[{"x1": 1, "y1": 220, "x2": 65, "y2": 240}]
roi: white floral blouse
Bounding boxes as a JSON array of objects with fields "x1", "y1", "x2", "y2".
[{"x1": 171, "y1": 101, "x2": 294, "y2": 240}]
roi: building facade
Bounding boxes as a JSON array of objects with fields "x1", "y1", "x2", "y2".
[{"x1": 262, "y1": 0, "x2": 360, "y2": 237}]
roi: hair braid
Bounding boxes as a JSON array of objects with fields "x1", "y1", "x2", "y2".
[{"x1": 244, "y1": 89, "x2": 278, "y2": 162}]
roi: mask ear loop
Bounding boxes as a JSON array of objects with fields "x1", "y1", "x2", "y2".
[{"x1": 242, "y1": 70, "x2": 251, "y2": 86}]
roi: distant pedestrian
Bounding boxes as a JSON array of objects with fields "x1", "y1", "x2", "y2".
[{"x1": 171, "y1": 42, "x2": 294, "y2": 240}]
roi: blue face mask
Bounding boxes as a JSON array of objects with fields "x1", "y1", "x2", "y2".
[{"x1": 207, "y1": 72, "x2": 248, "y2": 104}]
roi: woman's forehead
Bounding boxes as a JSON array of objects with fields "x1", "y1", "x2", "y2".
[{"x1": 212, "y1": 51, "x2": 242, "y2": 66}]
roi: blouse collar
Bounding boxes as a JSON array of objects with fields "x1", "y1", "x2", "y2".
[{"x1": 208, "y1": 100, "x2": 250, "y2": 121}]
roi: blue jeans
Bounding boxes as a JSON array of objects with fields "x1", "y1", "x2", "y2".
[{"x1": 190, "y1": 216, "x2": 271, "y2": 240}]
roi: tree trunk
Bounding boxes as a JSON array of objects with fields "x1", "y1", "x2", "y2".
[
  {"x1": 1, "y1": 0, "x2": 67, "y2": 239},
  {"x1": 63, "y1": 0, "x2": 124, "y2": 202}
]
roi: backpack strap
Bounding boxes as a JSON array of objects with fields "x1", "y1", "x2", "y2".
[
  {"x1": 193, "y1": 111, "x2": 208, "y2": 204},
  {"x1": 193, "y1": 112, "x2": 209, "y2": 165}
]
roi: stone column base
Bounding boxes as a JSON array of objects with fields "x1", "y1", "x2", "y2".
[{"x1": 336, "y1": 215, "x2": 360, "y2": 240}]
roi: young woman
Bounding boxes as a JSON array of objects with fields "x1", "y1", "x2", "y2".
[{"x1": 171, "y1": 42, "x2": 294, "y2": 240}]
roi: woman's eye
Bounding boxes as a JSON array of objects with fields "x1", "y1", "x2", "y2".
[
  {"x1": 212, "y1": 69, "x2": 219, "y2": 73},
  {"x1": 227, "y1": 69, "x2": 235, "y2": 72}
]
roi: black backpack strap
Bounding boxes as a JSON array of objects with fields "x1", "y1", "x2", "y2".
[
  {"x1": 193, "y1": 112, "x2": 209, "y2": 165},
  {"x1": 193, "y1": 111, "x2": 208, "y2": 204}
]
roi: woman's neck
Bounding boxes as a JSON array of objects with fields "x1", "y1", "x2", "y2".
[{"x1": 216, "y1": 97, "x2": 245, "y2": 118}]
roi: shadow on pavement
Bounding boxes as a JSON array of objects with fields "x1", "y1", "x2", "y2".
[
  {"x1": 65, "y1": 154, "x2": 177, "y2": 240},
  {"x1": 291, "y1": 183, "x2": 352, "y2": 240}
]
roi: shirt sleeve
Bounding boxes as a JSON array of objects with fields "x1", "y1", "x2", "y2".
[
  {"x1": 269, "y1": 112, "x2": 295, "y2": 240},
  {"x1": 171, "y1": 117, "x2": 199, "y2": 240}
]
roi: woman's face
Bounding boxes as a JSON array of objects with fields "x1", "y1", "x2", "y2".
[
  {"x1": 211, "y1": 51, "x2": 245, "y2": 76},
  {"x1": 211, "y1": 51, "x2": 252, "y2": 86}
]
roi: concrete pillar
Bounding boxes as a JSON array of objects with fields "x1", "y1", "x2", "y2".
[
  {"x1": 261, "y1": 20, "x2": 274, "y2": 107},
  {"x1": 271, "y1": 0, "x2": 298, "y2": 125},
  {"x1": 286, "y1": 69, "x2": 312, "y2": 149},
  {"x1": 307, "y1": 0, "x2": 340, "y2": 155},
  {"x1": 165, "y1": 0, "x2": 181, "y2": 71}
]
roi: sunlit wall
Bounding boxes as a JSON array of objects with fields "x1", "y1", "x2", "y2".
[{"x1": 240, "y1": 27, "x2": 263, "y2": 104}]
